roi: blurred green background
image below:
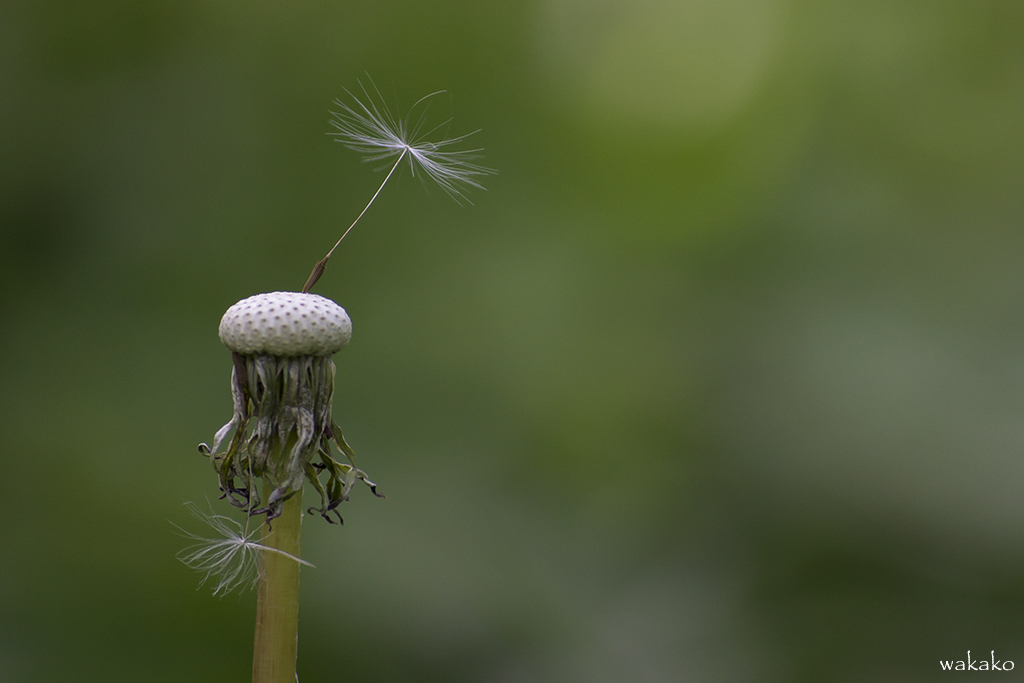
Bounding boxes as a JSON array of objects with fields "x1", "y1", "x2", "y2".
[{"x1": 2, "y1": 0, "x2": 1024, "y2": 680}]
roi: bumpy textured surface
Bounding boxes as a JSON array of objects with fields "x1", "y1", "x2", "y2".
[{"x1": 219, "y1": 292, "x2": 352, "y2": 356}]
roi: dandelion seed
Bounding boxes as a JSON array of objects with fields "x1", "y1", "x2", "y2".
[
  {"x1": 329, "y1": 80, "x2": 495, "y2": 203},
  {"x1": 302, "y1": 79, "x2": 495, "y2": 292},
  {"x1": 174, "y1": 501, "x2": 314, "y2": 596}
]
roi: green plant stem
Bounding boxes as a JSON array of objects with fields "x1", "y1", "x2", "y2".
[{"x1": 253, "y1": 487, "x2": 303, "y2": 683}]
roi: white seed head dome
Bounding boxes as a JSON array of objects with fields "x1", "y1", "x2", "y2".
[{"x1": 219, "y1": 292, "x2": 352, "y2": 356}]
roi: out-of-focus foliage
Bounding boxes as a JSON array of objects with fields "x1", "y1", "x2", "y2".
[{"x1": 2, "y1": 0, "x2": 1023, "y2": 680}]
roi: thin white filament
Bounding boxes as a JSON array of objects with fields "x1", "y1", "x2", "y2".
[{"x1": 324, "y1": 150, "x2": 407, "y2": 262}]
